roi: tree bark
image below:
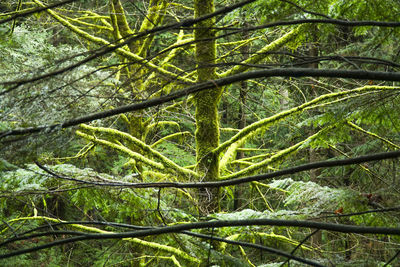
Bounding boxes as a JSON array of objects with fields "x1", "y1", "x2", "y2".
[
  {"x1": 194, "y1": 0, "x2": 221, "y2": 214},
  {"x1": 234, "y1": 20, "x2": 249, "y2": 211}
]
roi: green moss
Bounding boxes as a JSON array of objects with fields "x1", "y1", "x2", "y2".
[
  {"x1": 78, "y1": 125, "x2": 199, "y2": 178},
  {"x1": 194, "y1": 0, "x2": 220, "y2": 179},
  {"x1": 221, "y1": 126, "x2": 332, "y2": 179},
  {"x1": 137, "y1": 0, "x2": 169, "y2": 57},
  {"x1": 193, "y1": 0, "x2": 222, "y2": 213},
  {"x1": 110, "y1": 0, "x2": 133, "y2": 37},
  {"x1": 219, "y1": 26, "x2": 303, "y2": 78},
  {"x1": 33, "y1": 0, "x2": 193, "y2": 84},
  {"x1": 346, "y1": 121, "x2": 400, "y2": 149},
  {"x1": 76, "y1": 130, "x2": 164, "y2": 170},
  {"x1": 214, "y1": 85, "x2": 400, "y2": 156}
]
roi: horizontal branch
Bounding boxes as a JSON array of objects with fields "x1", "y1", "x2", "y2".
[
  {"x1": 0, "y1": 217, "x2": 322, "y2": 266},
  {"x1": 2, "y1": 216, "x2": 400, "y2": 259},
  {"x1": 221, "y1": 128, "x2": 328, "y2": 179},
  {"x1": 1, "y1": 216, "x2": 199, "y2": 262},
  {"x1": 2, "y1": 68, "x2": 400, "y2": 139},
  {"x1": 226, "y1": 18, "x2": 400, "y2": 32},
  {"x1": 39, "y1": 150, "x2": 400, "y2": 189}
]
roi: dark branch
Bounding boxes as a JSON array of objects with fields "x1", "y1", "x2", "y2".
[
  {"x1": 1, "y1": 68, "x2": 400, "y2": 139},
  {"x1": 35, "y1": 161, "x2": 138, "y2": 186},
  {"x1": 317, "y1": 205, "x2": 400, "y2": 219},
  {"x1": 281, "y1": 229, "x2": 320, "y2": 266},
  {"x1": 0, "y1": 0, "x2": 256, "y2": 93},
  {"x1": 0, "y1": 0, "x2": 78, "y2": 24},
  {"x1": 34, "y1": 150, "x2": 400, "y2": 189},
  {"x1": 0, "y1": 220, "x2": 323, "y2": 266},
  {"x1": 186, "y1": 231, "x2": 325, "y2": 267},
  {"x1": 223, "y1": 18, "x2": 400, "y2": 32},
  {"x1": 2, "y1": 218, "x2": 400, "y2": 259}
]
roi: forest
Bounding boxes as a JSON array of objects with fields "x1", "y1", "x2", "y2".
[{"x1": 1, "y1": 0, "x2": 400, "y2": 266}]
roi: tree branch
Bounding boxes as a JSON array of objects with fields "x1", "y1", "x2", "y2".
[
  {"x1": 2, "y1": 217, "x2": 400, "y2": 259},
  {"x1": 35, "y1": 150, "x2": 400, "y2": 189},
  {"x1": 0, "y1": 0, "x2": 78, "y2": 24},
  {"x1": 2, "y1": 69, "x2": 400, "y2": 139},
  {"x1": 0, "y1": 0, "x2": 256, "y2": 93}
]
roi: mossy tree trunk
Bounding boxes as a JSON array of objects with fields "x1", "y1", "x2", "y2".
[{"x1": 194, "y1": 0, "x2": 221, "y2": 214}]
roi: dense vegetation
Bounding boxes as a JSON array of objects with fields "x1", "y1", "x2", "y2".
[{"x1": 1, "y1": 0, "x2": 400, "y2": 266}]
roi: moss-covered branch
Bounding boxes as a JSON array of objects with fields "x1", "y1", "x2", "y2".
[
  {"x1": 151, "y1": 131, "x2": 191, "y2": 148},
  {"x1": 219, "y1": 26, "x2": 302, "y2": 78},
  {"x1": 146, "y1": 121, "x2": 180, "y2": 133},
  {"x1": 145, "y1": 31, "x2": 196, "y2": 95},
  {"x1": 217, "y1": 35, "x2": 262, "y2": 63},
  {"x1": 221, "y1": 128, "x2": 328, "y2": 179},
  {"x1": 4, "y1": 216, "x2": 200, "y2": 264},
  {"x1": 224, "y1": 232, "x2": 313, "y2": 252},
  {"x1": 137, "y1": 0, "x2": 168, "y2": 57},
  {"x1": 76, "y1": 130, "x2": 165, "y2": 170},
  {"x1": 122, "y1": 236, "x2": 200, "y2": 264},
  {"x1": 110, "y1": 0, "x2": 133, "y2": 37},
  {"x1": 32, "y1": 0, "x2": 194, "y2": 84},
  {"x1": 346, "y1": 121, "x2": 400, "y2": 149},
  {"x1": 78, "y1": 124, "x2": 199, "y2": 178},
  {"x1": 60, "y1": 14, "x2": 113, "y2": 31},
  {"x1": 214, "y1": 86, "x2": 400, "y2": 156},
  {"x1": 220, "y1": 136, "x2": 247, "y2": 174},
  {"x1": 253, "y1": 183, "x2": 274, "y2": 211}
]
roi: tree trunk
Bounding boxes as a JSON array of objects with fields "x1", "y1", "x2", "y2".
[
  {"x1": 308, "y1": 25, "x2": 323, "y2": 246},
  {"x1": 233, "y1": 81, "x2": 247, "y2": 210},
  {"x1": 194, "y1": 0, "x2": 221, "y2": 214},
  {"x1": 234, "y1": 19, "x2": 249, "y2": 210}
]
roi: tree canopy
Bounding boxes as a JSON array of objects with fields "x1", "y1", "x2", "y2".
[{"x1": 1, "y1": 0, "x2": 400, "y2": 266}]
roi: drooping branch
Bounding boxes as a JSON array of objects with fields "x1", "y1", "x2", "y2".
[
  {"x1": 1, "y1": 216, "x2": 199, "y2": 263},
  {"x1": 225, "y1": 18, "x2": 400, "y2": 32},
  {"x1": 0, "y1": 216, "x2": 322, "y2": 266},
  {"x1": 186, "y1": 231, "x2": 324, "y2": 267}
]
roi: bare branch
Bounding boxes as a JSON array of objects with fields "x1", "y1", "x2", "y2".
[
  {"x1": 2, "y1": 217, "x2": 400, "y2": 259},
  {"x1": 36, "y1": 150, "x2": 400, "y2": 189},
  {"x1": 2, "y1": 68, "x2": 400, "y2": 139}
]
